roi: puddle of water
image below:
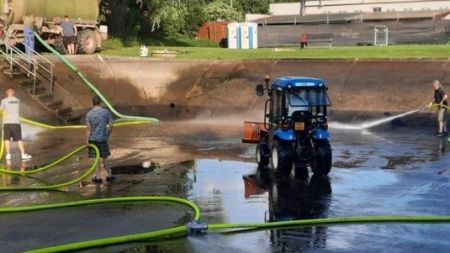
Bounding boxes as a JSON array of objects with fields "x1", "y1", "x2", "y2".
[
  {"x1": 142, "y1": 157, "x2": 450, "y2": 253},
  {"x1": 4, "y1": 127, "x2": 450, "y2": 253}
]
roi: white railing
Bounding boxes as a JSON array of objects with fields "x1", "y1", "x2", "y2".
[{"x1": 0, "y1": 42, "x2": 55, "y2": 95}]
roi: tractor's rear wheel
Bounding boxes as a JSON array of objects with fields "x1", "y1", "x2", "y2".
[
  {"x1": 271, "y1": 140, "x2": 292, "y2": 177},
  {"x1": 53, "y1": 36, "x2": 67, "y2": 54},
  {"x1": 256, "y1": 142, "x2": 270, "y2": 167},
  {"x1": 77, "y1": 29, "x2": 97, "y2": 54},
  {"x1": 310, "y1": 140, "x2": 332, "y2": 176}
]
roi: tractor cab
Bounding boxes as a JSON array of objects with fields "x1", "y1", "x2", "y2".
[
  {"x1": 244, "y1": 76, "x2": 333, "y2": 177},
  {"x1": 262, "y1": 77, "x2": 330, "y2": 135}
]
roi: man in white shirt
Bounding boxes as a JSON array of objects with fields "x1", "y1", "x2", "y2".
[{"x1": 0, "y1": 87, "x2": 32, "y2": 160}]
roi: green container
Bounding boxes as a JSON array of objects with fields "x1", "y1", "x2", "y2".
[{"x1": 1, "y1": 0, "x2": 99, "y2": 24}]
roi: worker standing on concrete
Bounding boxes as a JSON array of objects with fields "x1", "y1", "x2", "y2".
[
  {"x1": 432, "y1": 80, "x2": 448, "y2": 136},
  {"x1": 0, "y1": 88, "x2": 32, "y2": 161},
  {"x1": 61, "y1": 15, "x2": 77, "y2": 55},
  {"x1": 86, "y1": 96, "x2": 115, "y2": 184}
]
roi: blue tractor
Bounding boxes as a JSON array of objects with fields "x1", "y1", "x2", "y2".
[{"x1": 244, "y1": 76, "x2": 332, "y2": 177}]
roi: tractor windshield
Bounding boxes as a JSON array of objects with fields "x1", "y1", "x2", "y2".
[{"x1": 288, "y1": 88, "x2": 331, "y2": 107}]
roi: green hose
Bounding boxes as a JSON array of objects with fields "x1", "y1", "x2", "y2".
[
  {"x1": 34, "y1": 32, "x2": 159, "y2": 124},
  {"x1": 0, "y1": 112, "x2": 148, "y2": 178},
  {"x1": 429, "y1": 102, "x2": 450, "y2": 110},
  {"x1": 0, "y1": 196, "x2": 201, "y2": 253},
  {"x1": 0, "y1": 145, "x2": 100, "y2": 190},
  {"x1": 208, "y1": 215, "x2": 450, "y2": 231},
  {"x1": 1, "y1": 36, "x2": 447, "y2": 253},
  {"x1": 26, "y1": 226, "x2": 188, "y2": 253},
  {"x1": 25, "y1": 214, "x2": 450, "y2": 253}
]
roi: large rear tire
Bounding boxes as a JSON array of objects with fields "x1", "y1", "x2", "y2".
[
  {"x1": 271, "y1": 140, "x2": 292, "y2": 177},
  {"x1": 77, "y1": 29, "x2": 97, "y2": 54},
  {"x1": 256, "y1": 142, "x2": 270, "y2": 167},
  {"x1": 53, "y1": 36, "x2": 67, "y2": 54},
  {"x1": 310, "y1": 140, "x2": 332, "y2": 176}
]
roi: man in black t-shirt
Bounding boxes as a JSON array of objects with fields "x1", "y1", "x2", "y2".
[{"x1": 433, "y1": 80, "x2": 448, "y2": 136}]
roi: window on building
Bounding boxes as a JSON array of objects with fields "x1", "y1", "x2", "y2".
[{"x1": 373, "y1": 7, "x2": 382, "y2": 12}]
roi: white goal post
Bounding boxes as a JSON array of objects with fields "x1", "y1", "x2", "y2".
[{"x1": 374, "y1": 25, "x2": 389, "y2": 46}]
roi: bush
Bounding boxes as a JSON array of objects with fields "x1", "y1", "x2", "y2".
[{"x1": 103, "y1": 35, "x2": 220, "y2": 48}]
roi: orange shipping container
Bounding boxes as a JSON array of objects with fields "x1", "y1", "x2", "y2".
[{"x1": 197, "y1": 21, "x2": 228, "y2": 44}]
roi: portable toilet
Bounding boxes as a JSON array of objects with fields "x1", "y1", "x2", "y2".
[
  {"x1": 240, "y1": 23, "x2": 258, "y2": 49},
  {"x1": 228, "y1": 22, "x2": 258, "y2": 49},
  {"x1": 228, "y1": 23, "x2": 239, "y2": 49}
]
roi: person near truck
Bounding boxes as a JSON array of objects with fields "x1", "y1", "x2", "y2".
[
  {"x1": 432, "y1": 80, "x2": 448, "y2": 136},
  {"x1": 300, "y1": 33, "x2": 308, "y2": 49},
  {"x1": 86, "y1": 96, "x2": 115, "y2": 184},
  {"x1": 0, "y1": 88, "x2": 32, "y2": 161},
  {"x1": 23, "y1": 16, "x2": 35, "y2": 57},
  {"x1": 61, "y1": 15, "x2": 77, "y2": 55}
]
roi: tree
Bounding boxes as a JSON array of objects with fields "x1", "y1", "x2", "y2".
[
  {"x1": 136, "y1": 0, "x2": 208, "y2": 36},
  {"x1": 235, "y1": 0, "x2": 269, "y2": 14},
  {"x1": 203, "y1": 1, "x2": 242, "y2": 22}
]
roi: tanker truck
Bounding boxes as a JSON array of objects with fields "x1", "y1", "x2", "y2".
[{"x1": 0, "y1": 0, "x2": 107, "y2": 54}]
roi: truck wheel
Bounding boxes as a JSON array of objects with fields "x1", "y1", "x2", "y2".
[
  {"x1": 77, "y1": 29, "x2": 97, "y2": 54},
  {"x1": 311, "y1": 140, "x2": 332, "y2": 176},
  {"x1": 256, "y1": 142, "x2": 270, "y2": 167},
  {"x1": 54, "y1": 36, "x2": 67, "y2": 54},
  {"x1": 271, "y1": 140, "x2": 292, "y2": 177}
]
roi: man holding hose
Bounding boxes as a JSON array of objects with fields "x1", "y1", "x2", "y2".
[
  {"x1": 432, "y1": 80, "x2": 448, "y2": 136},
  {"x1": 0, "y1": 88, "x2": 32, "y2": 161}
]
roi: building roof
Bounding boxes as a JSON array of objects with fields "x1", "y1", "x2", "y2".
[
  {"x1": 273, "y1": 77, "x2": 327, "y2": 88},
  {"x1": 254, "y1": 10, "x2": 450, "y2": 25}
]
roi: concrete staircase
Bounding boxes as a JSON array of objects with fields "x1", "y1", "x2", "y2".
[{"x1": 0, "y1": 43, "x2": 82, "y2": 124}]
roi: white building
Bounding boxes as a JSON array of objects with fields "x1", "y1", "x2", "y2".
[{"x1": 270, "y1": 0, "x2": 450, "y2": 17}]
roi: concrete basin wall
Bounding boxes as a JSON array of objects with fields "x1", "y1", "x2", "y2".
[{"x1": 53, "y1": 57, "x2": 450, "y2": 121}]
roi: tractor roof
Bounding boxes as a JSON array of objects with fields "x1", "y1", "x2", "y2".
[{"x1": 272, "y1": 77, "x2": 327, "y2": 89}]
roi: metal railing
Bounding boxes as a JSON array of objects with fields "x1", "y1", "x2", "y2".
[
  {"x1": 0, "y1": 42, "x2": 55, "y2": 95},
  {"x1": 21, "y1": 42, "x2": 55, "y2": 93}
]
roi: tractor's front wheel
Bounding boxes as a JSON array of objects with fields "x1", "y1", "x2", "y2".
[
  {"x1": 256, "y1": 142, "x2": 270, "y2": 167},
  {"x1": 271, "y1": 140, "x2": 292, "y2": 177},
  {"x1": 310, "y1": 140, "x2": 332, "y2": 176}
]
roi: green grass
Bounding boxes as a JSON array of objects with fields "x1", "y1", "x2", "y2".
[{"x1": 101, "y1": 42, "x2": 450, "y2": 60}]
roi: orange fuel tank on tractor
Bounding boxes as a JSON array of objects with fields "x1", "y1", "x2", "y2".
[{"x1": 242, "y1": 121, "x2": 267, "y2": 144}]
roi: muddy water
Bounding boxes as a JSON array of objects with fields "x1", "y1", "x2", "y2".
[
  {"x1": 122, "y1": 128, "x2": 450, "y2": 253},
  {"x1": 1, "y1": 122, "x2": 450, "y2": 252}
]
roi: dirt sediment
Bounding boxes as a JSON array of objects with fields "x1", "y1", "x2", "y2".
[
  {"x1": 69, "y1": 57, "x2": 450, "y2": 120},
  {"x1": 3, "y1": 57, "x2": 448, "y2": 124}
]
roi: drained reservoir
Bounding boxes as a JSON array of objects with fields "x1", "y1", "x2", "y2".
[{"x1": 0, "y1": 57, "x2": 449, "y2": 252}]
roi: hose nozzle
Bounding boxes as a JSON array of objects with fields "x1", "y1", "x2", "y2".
[{"x1": 186, "y1": 221, "x2": 208, "y2": 235}]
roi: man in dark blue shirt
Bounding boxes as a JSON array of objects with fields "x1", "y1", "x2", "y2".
[
  {"x1": 86, "y1": 96, "x2": 114, "y2": 184},
  {"x1": 433, "y1": 80, "x2": 448, "y2": 136}
]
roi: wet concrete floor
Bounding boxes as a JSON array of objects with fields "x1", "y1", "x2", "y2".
[{"x1": 0, "y1": 123, "x2": 450, "y2": 252}]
